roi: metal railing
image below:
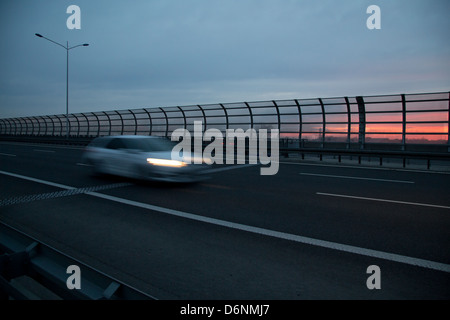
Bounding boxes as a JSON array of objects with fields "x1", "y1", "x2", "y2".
[
  {"x1": 0, "y1": 222, "x2": 155, "y2": 300},
  {"x1": 1, "y1": 91, "x2": 449, "y2": 152}
]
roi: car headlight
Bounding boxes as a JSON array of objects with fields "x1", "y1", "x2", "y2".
[{"x1": 147, "y1": 158, "x2": 187, "y2": 167}]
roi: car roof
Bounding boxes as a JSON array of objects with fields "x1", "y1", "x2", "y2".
[{"x1": 88, "y1": 135, "x2": 164, "y2": 147}]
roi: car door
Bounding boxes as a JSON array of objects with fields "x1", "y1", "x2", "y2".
[{"x1": 104, "y1": 138, "x2": 128, "y2": 175}]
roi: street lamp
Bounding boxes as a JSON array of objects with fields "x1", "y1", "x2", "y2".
[{"x1": 35, "y1": 33, "x2": 89, "y2": 139}]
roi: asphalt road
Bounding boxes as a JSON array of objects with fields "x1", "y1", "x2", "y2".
[{"x1": 1, "y1": 141, "x2": 449, "y2": 300}]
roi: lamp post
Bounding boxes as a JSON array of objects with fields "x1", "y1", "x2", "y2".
[{"x1": 35, "y1": 33, "x2": 89, "y2": 139}]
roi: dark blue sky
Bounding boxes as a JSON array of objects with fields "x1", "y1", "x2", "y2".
[{"x1": 1, "y1": 0, "x2": 449, "y2": 118}]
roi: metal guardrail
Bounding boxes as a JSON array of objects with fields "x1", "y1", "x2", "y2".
[
  {"x1": 0, "y1": 222, "x2": 155, "y2": 300},
  {"x1": 281, "y1": 147, "x2": 450, "y2": 169},
  {"x1": 1, "y1": 92, "x2": 449, "y2": 152}
]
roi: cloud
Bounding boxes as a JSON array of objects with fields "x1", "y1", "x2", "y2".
[{"x1": 1, "y1": 0, "x2": 449, "y2": 118}]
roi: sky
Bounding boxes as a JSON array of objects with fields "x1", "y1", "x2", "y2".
[{"x1": 0, "y1": 0, "x2": 449, "y2": 119}]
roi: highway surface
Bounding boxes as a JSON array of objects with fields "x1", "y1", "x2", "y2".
[{"x1": 1, "y1": 141, "x2": 449, "y2": 300}]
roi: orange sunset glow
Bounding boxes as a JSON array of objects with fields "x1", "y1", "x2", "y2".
[{"x1": 278, "y1": 110, "x2": 448, "y2": 143}]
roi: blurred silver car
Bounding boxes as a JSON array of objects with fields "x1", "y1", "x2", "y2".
[{"x1": 81, "y1": 135, "x2": 210, "y2": 183}]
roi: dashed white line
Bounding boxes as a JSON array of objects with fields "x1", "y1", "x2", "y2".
[
  {"x1": 300, "y1": 172, "x2": 414, "y2": 184},
  {"x1": 0, "y1": 170, "x2": 75, "y2": 190},
  {"x1": 317, "y1": 192, "x2": 450, "y2": 210},
  {"x1": 281, "y1": 161, "x2": 450, "y2": 174}
]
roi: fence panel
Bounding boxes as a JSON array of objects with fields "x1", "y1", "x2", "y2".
[{"x1": 1, "y1": 92, "x2": 448, "y2": 152}]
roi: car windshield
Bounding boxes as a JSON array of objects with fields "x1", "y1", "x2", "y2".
[{"x1": 123, "y1": 137, "x2": 177, "y2": 152}]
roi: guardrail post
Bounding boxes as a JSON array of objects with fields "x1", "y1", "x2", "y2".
[
  {"x1": 447, "y1": 91, "x2": 450, "y2": 153},
  {"x1": 73, "y1": 114, "x2": 80, "y2": 137},
  {"x1": 318, "y1": 98, "x2": 326, "y2": 148},
  {"x1": 159, "y1": 107, "x2": 169, "y2": 137},
  {"x1": 102, "y1": 112, "x2": 111, "y2": 136},
  {"x1": 55, "y1": 115, "x2": 64, "y2": 136},
  {"x1": 345, "y1": 97, "x2": 351, "y2": 149},
  {"x1": 114, "y1": 111, "x2": 124, "y2": 136},
  {"x1": 272, "y1": 100, "x2": 281, "y2": 133},
  {"x1": 129, "y1": 110, "x2": 138, "y2": 135},
  {"x1": 198, "y1": 105, "x2": 207, "y2": 130},
  {"x1": 32, "y1": 117, "x2": 40, "y2": 136},
  {"x1": 28, "y1": 117, "x2": 35, "y2": 135},
  {"x1": 294, "y1": 99, "x2": 303, "y2": 149},
  {"x1": 19, "y1": 118, "x2": 26, "y2": 135},
  {"x1": 5, "y1": 119, "x2": 12, "y2": 135},
  {"x1": 42, "y1": 116, "x2": 49, "y2": 136},
  {"x1": 401, "y1": 94, "x2": 406, "y2": 151},
  {"x1": 91, "y1": 112, "x2": 101, "y2": 137},
  {"x1": 45, "y1": 116, "x2": 52, "y2": 136},
  {"x1": 143, "y1": 109, "x2": 152, "y2": 135},
  {"x1": 177, "y1": 106, "x2": 187, "y2": 130},
  {"x1": 67, "y1": 115, "x2": 72, "y2": 138},
  {"x1": 356, "y1": 96, "x2": 366, "y2": 150},
  {"x1": 244, "y1": 102, "x2": 254, "y2": 130},
  {"x1": 219, "y1": 103, "x2": 230, "y2": 132},
  {"x1": 9, "y1": 119, "x2": 16, "y2": 135},
  {"x1": 81, "y1": 113, "x2": 89, "y2": 137}
]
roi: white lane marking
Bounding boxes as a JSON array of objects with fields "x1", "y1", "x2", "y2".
[
  {"x1": 33, "y1": 149, "x2": 56, "y2": 153},
  {"x1": 86, "y1": 192, "x2": 450, "y2": 273},
  {"x1": 0, "y1": 152, "x2": 16, "y2": 157},
  {"x1": 281, "y1": 161, "x2": 450, "y2": 175},
  {"x1": 300, "y1": 172, "x2": 414, "y2": 184},
  {"x1": 0, "y1": 170, "x2": 75, "y2": 190},
  {"x1": 1, "y1": 169, "x2": 449, "y2": 273},
  {"x1": 0, "y1": 220, "x2": 158, "y2": 300},
  {"x1": 317, "y1": 192, "x2": 450, "y2": 210}
]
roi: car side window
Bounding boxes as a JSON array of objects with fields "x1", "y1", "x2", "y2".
[
  {"x1": 122, "y1": 139, "x2": 146, "y2": 151},
  {"x1": 106, "y1": 138, "x2": 126, "y2": 150}
]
